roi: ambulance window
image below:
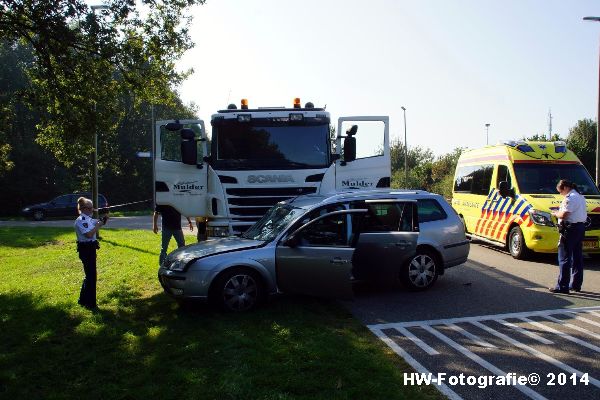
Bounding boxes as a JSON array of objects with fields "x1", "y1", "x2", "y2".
[
  {"x1": 496, "y1": 165, "x2": 512, "y2": 188},
  {"x1": 472, "y1": 165, "x2": 493, "y2": 195}
]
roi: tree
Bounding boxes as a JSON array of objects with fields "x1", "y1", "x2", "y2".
[
  {"x1": 566, "y1": 119, "x2": 597, "y2": 175},
  {"x1": 0, "y1": 0, "x2": 205, "y2": 211},
  {"x1": 524, "y1": 133, "x2": 563, "y2": 141}
]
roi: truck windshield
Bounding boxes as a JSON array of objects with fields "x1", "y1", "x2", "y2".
[
  {"x1": 514, "y1": 163, "x2": 600, "y2": 195},
  {"x1": 242, "y1": 204, "x2": 305, "y2": 242},
  {"x1": 213, "y1": 120, "x2": 330, "y2": 170}
]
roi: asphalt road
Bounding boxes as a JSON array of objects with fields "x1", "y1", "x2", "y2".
[{"x1": 346, "y1": 242, "x2": 600, "y2": 400}]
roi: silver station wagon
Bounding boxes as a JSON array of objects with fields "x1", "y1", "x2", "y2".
[{"x1": 158, "y1": 190, "x2": 469, "y2": 311}]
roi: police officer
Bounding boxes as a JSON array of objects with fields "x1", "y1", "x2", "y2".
[
  {"x1": 550, "y1": 179, "x2": 587, "y2": 294},
  {"x1": 75, "y1": 197, "x2": 105, "y2": 309}
]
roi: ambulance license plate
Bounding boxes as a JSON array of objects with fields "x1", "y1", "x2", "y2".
[{"x1": 583, "y1": 239, "x2": 599, "y2": 249}]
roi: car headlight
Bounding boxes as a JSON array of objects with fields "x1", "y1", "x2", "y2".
[
  {"x1": 207, "y1": 226, "x2": 230, "y2": 237},
  {"x1": 528, "y1": 209, "x2": 555, "y2": 227},
  {"x1": 168, "y1": 259, "x2": 190, "y2": 271}
]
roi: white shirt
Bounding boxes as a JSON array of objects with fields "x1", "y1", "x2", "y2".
[
  {"x1": 559, "y1": 189, "x2": 587, "y2": 224},
  {"x1": 75, "y1": 214, "x2": 98, "y2": 242}
]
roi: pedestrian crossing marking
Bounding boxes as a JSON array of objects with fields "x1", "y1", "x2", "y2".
[{"x1": 368, "y1": 306, "x2": 600, "y2": 400}]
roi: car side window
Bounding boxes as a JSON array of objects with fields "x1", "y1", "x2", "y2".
[
  {"x1": 362, "y1": 203, "x2": 402, "y2": 232},
  {"x1": 54, "y1": 195, "x2": 70, "y2": 205},
  {"x1": 417, "y1": 199, "x2": 447, "y2": 223},
  {"x1": 297, "y1": 213, "x2": 349, "y2": 247}
]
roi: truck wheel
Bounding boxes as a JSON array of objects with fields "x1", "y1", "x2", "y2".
[
  {"x1": 33, "y1": 210, "x2": 45, "y2": 221},
  {"x1": 508, "y1": 226, "x2": 529, "y2": 259},
  {"x1": 210, "y1": 268, "x2": 263, "y2": 312},
  {"x1": 401, "y1": 250, "x2": 439, "y2": 291}
]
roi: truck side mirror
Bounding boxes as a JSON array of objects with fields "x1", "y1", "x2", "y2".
[
  {"x1": 180, "y1": 128, "x2": 197, "y2": 165},
  {"x1": 343, "y1": 136, "x2": 356, "y2": 163}
]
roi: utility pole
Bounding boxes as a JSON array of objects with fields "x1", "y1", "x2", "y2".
[
  {"x1": 485, "y1": 123, "x2": 490, "y2": 145},
  {"x1": 401, "y1": 106, "x2": 408, "y2": 184},
  {"x1": 583, "y1": 16, "x2": 600, "y2": 185},
  {"x1": 548, "y1": 109, "x2": 553, "y2": 140}
]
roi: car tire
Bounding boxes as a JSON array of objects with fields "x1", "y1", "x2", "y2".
[
  {"x1": 210, "y1": 267, "x2": 263, "y2": 312},
  {"x1": 508, "y1": 226, "x2": 529, "y2": 259},
  {"x1": 33, "y1": 209, "x2": 45, "y2": 221},
  {"x1": 401, "y1": 250, "x2": 439, "y2": 291}
]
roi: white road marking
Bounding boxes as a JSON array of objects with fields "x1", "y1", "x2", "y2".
[
  {"x1": 395, "y1": 326, "x2": 439, "y2": 356},
  {"x1": 543, "y1": 315, "x2": 600, "y2": 340},
  {"x1": 471, "y1": 321, "x2": 600, "y2": 388},
  {"x1": 519, "y1": 317, "x2": 600, "y2": 353},
  {"x1": 422, "y1": 325, "x2": 546, "y2": 400},
  {"x1": 369, "y1": 327, "x2": 462, "y2": 400},
  {"x1": 446, "y1": 323, "x2": 497, "y2": 349},
  {"x1": 497, "y1": 319, "x2": 553, "y2": 345},
  {"x1": 367, "y1": 306, "x2": 600, "y2": 400}
]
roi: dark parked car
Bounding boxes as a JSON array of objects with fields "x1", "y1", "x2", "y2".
[{"x1": 22, "y1": 193, "x2": 108, "y2": 221}]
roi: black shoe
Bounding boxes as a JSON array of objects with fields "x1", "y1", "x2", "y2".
[
  {"x1": 569, "y1": 288, "x2": 581, "y2": 293},
  {"x1": 549, "y1": 287, "x2": 570, "y2": 294}
]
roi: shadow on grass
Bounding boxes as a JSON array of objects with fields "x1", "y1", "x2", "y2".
[
  {"x1": 0, "y1": 290, "x2": 440, "y2": 400},
  {"x1": 0, "y1": 227, "x2": 72, "y2": 248},
  {"x1": 101, "y1": 238, "x2": 156, "y2": 256}
]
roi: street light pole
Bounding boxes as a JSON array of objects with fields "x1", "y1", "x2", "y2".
[
  {"x1": 91, "y1": 4, "x2": 108, "y2": 218},
  {"x1": 401, "y1": 106, "x2": 408, "y2": 184},
  {"x1": 485, "y1": 123, "x2": 490, "y2": 145},
  {"x1": 583, "y1": 16, "x2": 600, "y2": 185}
]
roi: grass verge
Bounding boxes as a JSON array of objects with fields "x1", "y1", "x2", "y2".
[{"x1": 0, "y1": 227, "x2": 442, "y2": 400}]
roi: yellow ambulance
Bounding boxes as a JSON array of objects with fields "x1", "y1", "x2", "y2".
[{"x1": 451, "y1": 140, "x2": 600, "y2": 259}]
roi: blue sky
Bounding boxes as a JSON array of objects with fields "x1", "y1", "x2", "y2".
[{"x1": 176, "y1": 0, "x2": 600, "y2": 155}]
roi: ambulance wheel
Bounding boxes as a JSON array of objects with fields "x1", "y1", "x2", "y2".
[{"x1": 508, "y1": 226, "x2": 529, "y2": 259}]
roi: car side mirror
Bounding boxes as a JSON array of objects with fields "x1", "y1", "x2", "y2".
[
  {"x1": 180, "y1": 128, "x2": 197, "y2": 166},
  {"x1": 283, "y1": 234, "x2": 299, "y2": 248}
]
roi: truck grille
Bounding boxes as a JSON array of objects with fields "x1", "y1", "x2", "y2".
[{"x1": 225, "y1": 186, "x2": 318, "y2": 234}]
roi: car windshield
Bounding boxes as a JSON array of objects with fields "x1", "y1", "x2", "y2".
[
  {"x1": 213, "y1": 119, "x2": 330, "y2": 170},
  {"x1": 242, "y1": 203, "x2": 305, "y2": 242},
  {"x1": 514, "y1": 163, "x2": 600, "y2": 195}
]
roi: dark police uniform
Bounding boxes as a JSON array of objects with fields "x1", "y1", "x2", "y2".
[
  {"x1": 555, "y1": 189, "x2": 587, "y2": 293},
  {"x1": 75, "y1": 214, "x2": 100, "y2": 308}
]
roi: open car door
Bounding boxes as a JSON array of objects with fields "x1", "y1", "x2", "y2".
[
  {"x1": 275, "y1": 209, "x2": 368, "y2": 300},
  {"x1": 335, "y1": 116, "x2": 391, "y2": 191},
  {"x1": 154, "y1": 120, "x2": 209, "y2": 216}
]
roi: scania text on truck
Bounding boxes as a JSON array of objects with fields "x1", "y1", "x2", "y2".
[{"x1": 154, "y1": 98, "x2": 391, "y2": 237}]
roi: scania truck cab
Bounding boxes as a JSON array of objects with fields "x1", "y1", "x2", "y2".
[{"x1": 154, "y1": 99, "x2": 391, "y2": 237}]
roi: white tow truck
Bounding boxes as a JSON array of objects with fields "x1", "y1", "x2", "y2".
[{"x1": 154, "y1": 98, "x2": 391, "y2": 237}]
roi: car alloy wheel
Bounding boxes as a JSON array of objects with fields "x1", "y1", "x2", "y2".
[
  {"x1": 402, "y1": 251, "x2": 438, "y2": 291},
  {"x1": 33, "y1": 210, "x2": 45, "y2": 221},
  {"x1": 221, "y1": 272, "x2": 260, "y2": 312}
]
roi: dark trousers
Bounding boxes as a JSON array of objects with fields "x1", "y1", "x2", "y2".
[
  {"x1": 556, "y1": 223, "x2": 585, "y2": 291},
  {"x1": 78, "y1": 242, "x2": 97, "y2": 307}
]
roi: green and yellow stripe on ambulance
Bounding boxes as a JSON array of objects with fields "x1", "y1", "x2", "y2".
[{"x1": 474, "y1": 188, "x2": 533, "y2": 242}]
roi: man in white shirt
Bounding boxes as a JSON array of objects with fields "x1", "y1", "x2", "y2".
[{"x1": 550, "y1": 179, "x2": 587, "y2": 294}]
